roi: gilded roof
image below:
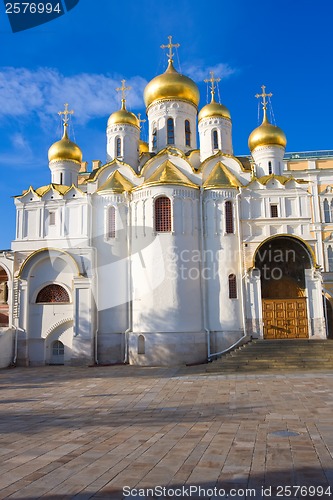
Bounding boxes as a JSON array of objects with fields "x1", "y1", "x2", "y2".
[
  {"x1": 97, "y1": 171, "x2": 134, "y2": 193},
  {"x1": 203, "y1": 162, "x2": 242, "y2": 189},
  {"x1": 248, "y1": 174, "x2": 308, "y2": 186},
  {"x1": 16, "y1": 184, "x2": 84, "y2": 199},
  {"x1": 141, "y1": 160, "x2": 199, "y2": 189}
]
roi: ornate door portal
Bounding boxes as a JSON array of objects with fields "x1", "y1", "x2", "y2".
[{"x1": 262, "y1": 298, "x2": 308, "y2": 339}]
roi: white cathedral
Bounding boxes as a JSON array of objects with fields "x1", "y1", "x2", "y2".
[{"x1": 1, "y1": 38, "x2": 333, "y2": 367}]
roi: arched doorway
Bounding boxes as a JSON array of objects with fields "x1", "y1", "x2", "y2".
[
  {"x1": 254, "y1": 236, "x2": 312, "y2": 339},
  {"x1": 0, "y1": 266, "x2": 9, "y2": 327}
]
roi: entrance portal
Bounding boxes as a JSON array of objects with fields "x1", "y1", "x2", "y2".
[{"x1": 254, "y1": 237, "x2": 312, "y2": 339}]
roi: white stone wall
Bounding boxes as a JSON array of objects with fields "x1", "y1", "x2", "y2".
[
  {"x1": 199, "y1": 117, "x2": 233, "y2": 161},
  {"x1": 106, "y1": 124, "x2": 140, "y2": 169},
  {"x1": 251, "y1": 145, "x2": 285, "y2": 177}
]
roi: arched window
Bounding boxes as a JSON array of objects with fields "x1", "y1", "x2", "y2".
[
  {"x1": 152, "y1": 123, "x2": 157, "y2": 149},
  {"x1": 116, "y1": 137, "x2": 122, "y2": 157},
  {"x1": 268, "y1": 161, "x2": 272, "y2": 174},
  {"x1": 154, "y1": 196, "x2": 171, "y2": 232},
  {"x1": 225, "y1": 201, "x2": 234, "y2": 234},
  {"x1": 36, "y1": 284, "x2": 70, "y2": 303},
  {"x1": 228, "y1": 274, "x2": 237, "y2": 299},
  {"x1": 185, "y1": 120, "x2": 191, "y2": 147},
  {"x1": 167, "y1": 118, "x2": 175, "y2": 145},
  {"x1": 324, "y1": 199, "x2": 330, "y2": 222},
  {"x1": 212, "y1": 130, "x2": 218, "y2": 150},
  {"x1": 138, "y1": 335, "x2": 145, "y2": 355},
  {"x1": 328, "y1": 246, "x2": 333, "y2": 272},
  {"x1": 107, "y1": 206, "x2": 116, "y2": 239},
  {"x1": 60, "y1": 172, "x2": 63, "y2": 185},
  {"x1": 52, "y1": 340, "x2": 64, "y2": 356}
]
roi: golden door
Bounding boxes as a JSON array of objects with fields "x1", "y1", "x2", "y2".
[{"x1": 262, "y1": 298, "x2": 309, "y2": 339}]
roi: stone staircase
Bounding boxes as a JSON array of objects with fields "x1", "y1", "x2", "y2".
[{"x1": 206, "y1": 339, "x2": 333, "y2": 373}]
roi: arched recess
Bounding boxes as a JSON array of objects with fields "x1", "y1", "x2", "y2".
[
  {"x1": 0, "y1": 266, "x2": 9, "y2": 327},
  {"x1": 44, "y1": 318, "x2": 74, "y2": 365},
  {"x1": 253, "y1": 235, "x2": 313, "y2": 339},
  {"x1": 18, "y1": 248, "x2": 81, "y2": 280}
]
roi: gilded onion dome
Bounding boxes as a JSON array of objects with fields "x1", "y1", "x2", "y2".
[
  {"x1": 48, "y1": 123, "x2": 82, "y2": 163},
  {"x1": 139, "y1": 140, "x2": 149, "y2": 154},
  {"x1": 144, "y1": 60, "x2": 200, "y2": 109},
  {"x1": 198, "y1": 94, "x2": 231, "y2": 122},
  {"x1": 248, "y1": 109, "x2": 286, "y2": 151},
  {"x1": 248, "y1": 86, "x2": 287, "y2": 151},
  {"x1": 108, "y1": 100, "x2": 139, "y2": 128}
]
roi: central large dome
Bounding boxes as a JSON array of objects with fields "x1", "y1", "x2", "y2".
[{"x1": 144, "y1": 60, "x2": 200, "y2": 109}]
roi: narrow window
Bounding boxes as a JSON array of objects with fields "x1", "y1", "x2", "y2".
[
  {"x1": 36, "y1": 284, "x2": 70, "y2": 303},
  {"x1": 155, "y1": 196, "x2": 171, "y2": 232},
  {"x1": 116, "y1": 137, "x2": 121, "y2": 157},
  {"x1": 52, "y1": 340, "x2": 65, "y2": 356},
  {"x1": 324, "y1": 199, "x2": 330, "y2": 223},
  {"x1": 152, "y1": 124, "x2": 157, "y2": 149},
  {"x1": 185, "y1": 120, "x2": 191, "y2": 147},
  {"x1": 138, "y1": 335, "x2": 145, "y2": 355},
  {"x1": 107, "y1": 206, "x2": 116, "y2": 239},
  {"x1": 49, "y1": 211, "x2": 56, "y2": 226},
  {"x1": 328, "y1": 246, "x2": 333, "y2": 272},
  {"x1": 268, "y1": 161, "x2": 272, "y2": 174},
  {"x1": 213, "y1": 130, "x2": 218, "y2": 149},
  {"x1": 225, "y1": 201, "x2": 234, "y2": 234},
  {"x1": 167, "y1": 118, "x2": 174, "y2": 145},
  {"x1": 229, "y1": 274, "x2": 237, "y2": 299},
  {"x1": 60, "y1": 172, "x2": 63, "y2": 185},
  {"x1": 270, "y1": 204, "x2": 278, "y2": 218}
]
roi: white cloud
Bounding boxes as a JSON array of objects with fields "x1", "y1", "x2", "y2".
[
  {"x1": 183, "y1": 62, "x2": 237, "y2": 83},
  {"x1": 0, "y1": 67, "x2": 147, "y2": 124}
]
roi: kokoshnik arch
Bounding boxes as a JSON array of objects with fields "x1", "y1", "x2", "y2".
[{"x1": 0, "y1": 37, "x2": 332, "y2": 367}]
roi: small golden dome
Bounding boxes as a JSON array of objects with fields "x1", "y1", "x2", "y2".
[
  {"x1": 139, "y1": 140, "x2": 149, "y2": 155},
  {"x1": 48, "y1": 124, "x2": 82, "y2": 163},
  {"x1": 144, "y1": 60, "x2": 200, "y2": 109},
  {"x1": 248, "y1": 110, "x2": 287, "y2": 151},
  {"x1": 108, "y1": 101, "x2": 139, "y2": 128},
  {"x1": 198, "y1": 95, "x2": 231, "y2": 122}
]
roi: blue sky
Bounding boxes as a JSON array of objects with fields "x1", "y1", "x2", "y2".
[{"x1": 0, "y1": 0, "x2": 332, "y2": 248}]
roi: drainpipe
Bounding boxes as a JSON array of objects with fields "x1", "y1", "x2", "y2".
[
  {"x1": 124, "y1": 192, "x2": 132, "y2": 364},
  {"x1": 199, "y1": 188, "x2": 211, "y2": 360},
  {"x1": 88, "y1": 195, "x2": 99, "y2": 365},
  {"x1": 208, "y1": 189, "x2": 248, "y2": 359}
]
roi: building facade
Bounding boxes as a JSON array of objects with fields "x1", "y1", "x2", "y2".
[{"x1": 0, "y1": 40, "x2": 332, "y2": 367}]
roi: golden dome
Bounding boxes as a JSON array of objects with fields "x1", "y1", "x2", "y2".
[
  {"x1": 144, "y1": 60, "x2": 200, "y2": 109},
  {"x1": 139, "y1": 140, "x2": 149, "y2": 155},
  {"x1": 48, "y1": 124, "x2": 82, "y2": 163},
  {"x1": 198, "y1": 95, "x2": 231, "y2": 122},
  {"x1": 108, "y1": 101, "x2": 139, "y2": 128},
  {"x1": 248, "y1": 110, "x2": 287, "y2": 151}
]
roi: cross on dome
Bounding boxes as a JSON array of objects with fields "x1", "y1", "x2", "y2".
[
  {"x1": 116, "y1": 80, "x2": 131, "y2": 106},
  {"x1": 255, "y1": 85, "x2": 272, "y2": 111},
  {"x1": 204, "y1": 71, "x2": 221, "y2": 99},
  {"x1": 58, "y1": 103, "x2": 74, "y2": 125},
  {"x1": 137, "y1": 113, "x2": 146, "y2": 129},
  {"x1": 161, "y1": 35, "x2": 180, "y2": 63}
]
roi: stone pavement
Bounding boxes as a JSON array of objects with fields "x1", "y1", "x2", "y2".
[{"x1": 0, "y1": 365, "x2": 333, "y2": 500}]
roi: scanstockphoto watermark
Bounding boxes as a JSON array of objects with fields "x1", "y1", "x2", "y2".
[
  {"x1": 166, "y1": 246, "x2": 241, "y2": 281},
  {"x1": 123, "y1": 485, "x2": 258, "y2": 497},
  {"x1": 255, "y1": 245, "x2": 297, "y2": 281}
]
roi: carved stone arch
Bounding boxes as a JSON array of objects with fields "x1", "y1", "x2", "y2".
[{"x1": 18, "y1": 248, "x2": 81, "y2": 280}]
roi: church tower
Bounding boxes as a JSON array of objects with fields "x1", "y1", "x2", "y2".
[
  {"x1": 106, "y1": 80, "x2": 140, "y2": 169},
  {"x1": 144, "y1": 36, "x2": 199, "y2": 153},
  {"x1": 48, "y1": 104, "x2": 83, "y2": 186},
  {"x1": 198, "y1": 72, "x2": 233, "y2": 161},
  {"x1": 248, "y1": 86, "x2": 287, "y2": 177}
]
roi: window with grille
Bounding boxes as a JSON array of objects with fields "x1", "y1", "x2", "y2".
[
  {"x1": 154, "y1": 196, "x2": 171, "y2": 232},
  {"x1": 225, "y1": 201, "x2": 234, "y2": 234},
  {"x1": 167, "y1": 118, "x2": 175, "y2": 145},
  {"x1": 49, "y1": 211, "x2": 56, "y2": 226},
  {"x1": 116, "y1": 137, "x2": 121, "y2": 157},
  {"x1": 270, "y1": 204, "x2": 278, "y2": 218},
  {"x1": 107, "y1": 206, "x2": 116, "y2": 239},
  {"x1": 213, "y1": 130, "x2": 218, "y2": 149},
  {"x1": 228, "y1": 274, "x2": 237, "y2": 299},
  {"x1": 52, "y1": 340, "x2": 65, "y2": 356},
  {"x1": 152, "y1": 124, "x2": 157, "y2": 149},
  {"x1": 185, "y1": 120, "x2": 191, "y2": 147},
  {"x1": 36, "y1": 284, "x2": 70, "y2": 303}
]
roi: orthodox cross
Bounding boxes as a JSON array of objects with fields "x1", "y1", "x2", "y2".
[
  {"x1": 204, "y1": 71, "x2": 221, "y2": 97},
  {"x1": 255, "y1": 85, "x2": 272, "y2": 110},
  {"x1": 137, "y1": 113, "x2": 146, "y2": 129},
  {"x1": 58, "y1": 103, "x2": 74, "y2": 125},
  {"x1": 116, "y1": 80, "x2": 131, "y2": 104},
  {"x1": 161, "y1": 35, "x2": 180, "y2": 62}
]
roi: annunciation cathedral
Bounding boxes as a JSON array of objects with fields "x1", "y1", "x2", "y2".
[{"x1": 1, "y1": 38, "x2": 333, "y2": 367}]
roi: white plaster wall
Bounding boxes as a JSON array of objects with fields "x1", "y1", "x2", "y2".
[
  {"x1": 199, "y1": 117, "x2": 233, "y2": 161},
  {"x1": 0, "y1": 329, "x2": 14, "y2": 368},
  {"x1": 251, "y1": 145, "x2": 285, "y2": 177},
  {"x1": 106, "y1": 124, "x2": 139, "y2": 168},
  {"x1": 49, "y1": 160, "x2": 80, "y2": 186}
]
